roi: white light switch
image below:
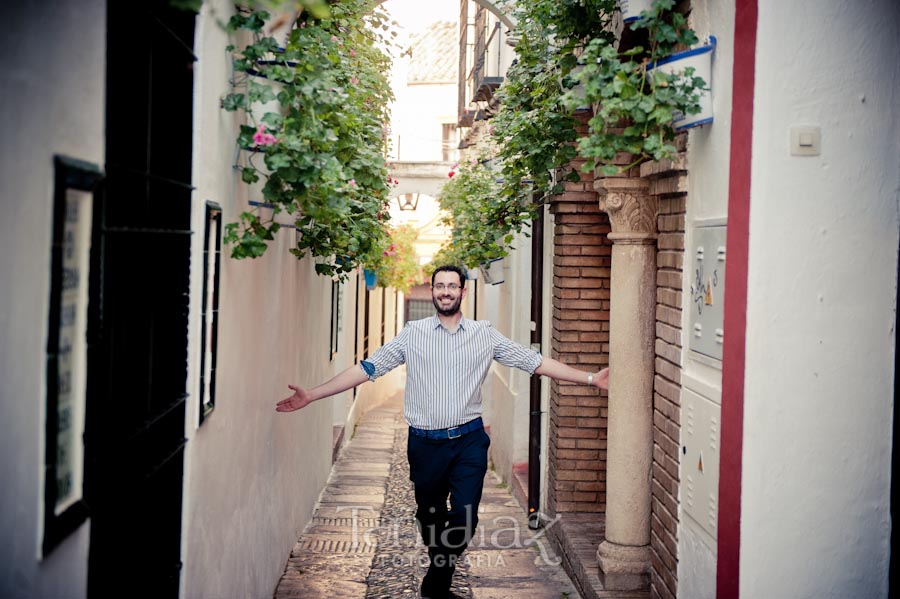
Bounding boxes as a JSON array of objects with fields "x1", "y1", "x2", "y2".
[{"x1": 790, "y1": 126, "x2": 821, "y2": 156}]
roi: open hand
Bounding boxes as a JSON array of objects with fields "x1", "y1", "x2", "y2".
[
  {"x1": 276, "y1": 385, "x2": 313, "y2": 412},
  {"x1": 593, "y1": 368, "x2": 610, "y2": 390}
]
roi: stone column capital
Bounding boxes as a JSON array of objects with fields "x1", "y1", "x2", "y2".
[{"x1": 594, "y1": 177, "x2": 657, "y2": 243}]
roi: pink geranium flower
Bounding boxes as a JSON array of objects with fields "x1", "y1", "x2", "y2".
[
  {"x1": 253, "y1": 123, "x2": 277, "y2": 146},
  {"x1": 348, "y1": 179, "x2": 356, "y2": 187}
]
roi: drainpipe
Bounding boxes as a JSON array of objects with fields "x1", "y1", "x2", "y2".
[{"x1": 528, "y1": 202, "x2": 544, "y2": 529}]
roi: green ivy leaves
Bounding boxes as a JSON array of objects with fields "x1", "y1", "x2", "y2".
[
  {"x1": 436, "y1": 157, "x2": 534, "y2": 270},
  {"x1": 433, "y1": 1, "x2": 619, "y2": 272},
  {"x1": 570, "y1": 0, "x2": 707, "y2": 174},
  {"x1": 433, "y1": 0, "x2": 706, "y2": 271},
  {"x1": 492, "y1": 0, "x2": 617, "y2": 203},
  {"x1": 221, "y1": 3, "x2": 396, "y2": 280},
  {"x1": 375, "y1": 225, "x2": 421, "y2": 294}
]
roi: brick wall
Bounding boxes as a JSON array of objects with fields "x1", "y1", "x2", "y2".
[
  {"x1": 640, "y1": 151, "x2": 687, "y2": 599},
  {"x1": 547, "y1": 138, "x2": 612, "y2": 516}
]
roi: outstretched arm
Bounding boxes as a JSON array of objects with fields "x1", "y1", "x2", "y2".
[
  {"x1": 534, "y1": 356, "x2": 609, "y2": 390},
  {"x1": 276, "y1": 364, "x2": 370, "y2": 412}
]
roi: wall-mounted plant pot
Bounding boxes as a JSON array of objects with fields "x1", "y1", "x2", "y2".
[
  {"x1": 364, "y1": 269, "x2": 378, "y2": 290},
  {"x1": 466, "y1": 267, "x2": 479, "y2": 281},
  {"x1": 648, "y1": 38, "x2": 716, "y2": 130},
  {"x1": 620, "y1": 0, "x2": 653, "y2": 23},
  {"x1": 479, "y1": 258, "x2": 504, "y2": 285}
]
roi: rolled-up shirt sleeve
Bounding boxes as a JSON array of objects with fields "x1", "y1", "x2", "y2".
[
  {"x1": 488, "y1": 325, "x2": 543, "y2": 374},
  {"x1": 360, "y1": 324, "x2": 409, "y2": 381}
]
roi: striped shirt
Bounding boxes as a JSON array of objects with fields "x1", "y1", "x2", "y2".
[{"x1": 361, "y1": 314, "x2": 542, "y2": 429}]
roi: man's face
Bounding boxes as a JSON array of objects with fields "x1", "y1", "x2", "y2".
[{"x1": 431, "y1": 271, "x2": 466, "y2": 317}]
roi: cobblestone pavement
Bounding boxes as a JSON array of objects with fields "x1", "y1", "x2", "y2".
[{"x1": 274, "y1": 394, "x2": 579, "y2": 599}]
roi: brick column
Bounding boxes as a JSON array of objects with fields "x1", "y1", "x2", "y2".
[
  {"x1": 594, "y1": 174, "x2": 658, "y2": 590},
  {"x1": 547, "y1": 145, "x2": 611, "y2": 517}
]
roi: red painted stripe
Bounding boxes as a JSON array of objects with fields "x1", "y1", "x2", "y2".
[{"x1": 717, "y1": 0, "x2": 758, "y2": 597}]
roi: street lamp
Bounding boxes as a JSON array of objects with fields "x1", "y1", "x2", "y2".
[{"x1": 397, "y1": 192, "x2": 419, "y2": 211}]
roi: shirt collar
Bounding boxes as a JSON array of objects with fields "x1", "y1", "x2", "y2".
[{"x1": 431, "y1": 313, "x2": 467, "y2": 332}]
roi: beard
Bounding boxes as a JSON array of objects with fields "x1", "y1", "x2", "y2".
[{"x1": 432, "y1": 293, "x2": 462, "y2": 317}]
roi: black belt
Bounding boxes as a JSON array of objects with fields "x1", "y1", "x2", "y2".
[{"x1": 409, "y1": 417, "x2": 484, "y2": 440}]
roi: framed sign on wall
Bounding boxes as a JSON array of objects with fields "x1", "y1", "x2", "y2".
[{"x1": 43, "y1": 155, "x2": 102, "y2": 556}]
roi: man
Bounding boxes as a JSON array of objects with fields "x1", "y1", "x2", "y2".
[{"x1": 277, "y1": 265, "x2": 609, "y2": 599}]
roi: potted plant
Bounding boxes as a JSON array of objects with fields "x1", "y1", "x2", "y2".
[
  {"x1": 490, "y1": 0, "x2": 615, "y2": 205},
  {"x1": 567, "y1": 0, "x2": 710, "y2": 175},
  {"x1": 620, "y1": 0, "x2": 653, "y2": 23},
  {"x1": 436, "y1": 152, "x2": 534, "y2": 276},
  {"x1": 363, "y1": 268, "x2": 378, "y2": 290},
  {"x1": 647, "y1": 37, "x2": 715, "y2": 130},
  {"x1": 374, "y1": 225, "x2": 422, "y2": 294},
  {"x1": 221, "y1": 2, "x2": 397, "y2": 280}
]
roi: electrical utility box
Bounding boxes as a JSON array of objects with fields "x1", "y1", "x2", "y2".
[
  {"x1": 682, "y1": 387, "x2": 720, "y2": 538},
  {"x1": 688, "y1": 225, "x2": 726, "y2": 360}
]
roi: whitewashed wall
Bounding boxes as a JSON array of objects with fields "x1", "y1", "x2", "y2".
[
  {"x1": 332, "y1": 275, "x2": 361, "y2": 432},
  {"x1": 740, "y1": 1, "x2": 898, "y2": 597},
  {"x1": 0, "y1": 1, "x2": 105, "y2": 597},
  {"x1": 348, "y1": 286, "x2": 406, "y2": 425},
  {"x1": 181, "y1": 4, "x2": 383, "y2": 597},
  {"x1": 481, "y1": 229, "x2": 534, "y2": 483},
  {"x1": 676, "y1": 1, "x2": 736, "y2": 597}
]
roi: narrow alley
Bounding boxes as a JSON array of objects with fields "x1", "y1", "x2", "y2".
[
  {"x1": 272, "y1": 392, "x2": 643, "y2": 599},
  {"x1": 3, "y1": 1, "x2": 897, "y2": 598}
]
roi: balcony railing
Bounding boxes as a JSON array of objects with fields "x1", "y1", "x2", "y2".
[
  {"x1": 471, "y1": 9, "x2": 503, "y2": 103},
  {"x1": 458, "y1": 2, "x2": 504, "y2": 127}
]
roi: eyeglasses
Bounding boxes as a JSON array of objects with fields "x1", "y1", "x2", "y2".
[{"x1": 433, "y1": 283, "x2": 460, "y2": 292}]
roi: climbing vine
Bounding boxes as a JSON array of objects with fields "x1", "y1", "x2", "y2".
[
  {"x1": 492, "y1": 0, "x2": 616, "y2": 199},
  {"x1": 221, "y1": 1, "x2": 397, "y2": 279},
  {"x1": 572, "y1": 0, "x2": 707, "y2": 175}
]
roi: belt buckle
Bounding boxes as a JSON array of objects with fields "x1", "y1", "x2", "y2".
[{"x1": 447, "y1": 426, "x2": 462, "y2": 439}]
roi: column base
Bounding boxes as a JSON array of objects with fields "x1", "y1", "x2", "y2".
[{"x1": 596, "y1": 540, "x2": 651, "y2": 591}]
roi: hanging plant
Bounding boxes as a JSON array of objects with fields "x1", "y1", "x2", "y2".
[
  {"x1": 432, "y1": 1, "x2": 616, "y2": 276},
  {"x1": 568, "y1": 0, "x2": 709, "y2": 175},
  {"x1": 221, "y1": 2, "x2": 397, "y2": 279},
  {"x1": 374, "y1": 224, "x2": 422, "y2": 294},
  {"x1": 434, "y1": 152, "x2": 535, "y2": 271},
  {"x1": 492, "y1": 0, "x2": 616, "y2": 201}
]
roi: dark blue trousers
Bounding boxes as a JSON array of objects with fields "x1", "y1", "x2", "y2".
[{"x1": 407, "y1": 426, "x2": 490, "y2": 598}]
